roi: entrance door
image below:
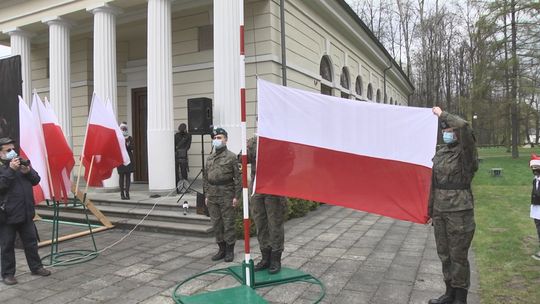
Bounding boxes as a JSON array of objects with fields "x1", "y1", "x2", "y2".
[{"x1": 132, "y1": 88, "x2": 148, "y2": 182}]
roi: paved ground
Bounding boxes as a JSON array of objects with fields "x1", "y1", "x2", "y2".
[{"x1": 0, "y1": 204, "x2": 480, "y2": 303}]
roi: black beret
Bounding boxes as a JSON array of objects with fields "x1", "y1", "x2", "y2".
[
  {"x1": 0, "y1": 137, "x2": 15, "y2": 146},
  {"x1": 211, "y1": 128, "x2": 228, "y2": 139}
]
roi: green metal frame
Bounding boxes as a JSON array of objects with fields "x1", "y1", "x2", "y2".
[
  {"x1": 172, "y1": 265, "x2": 325, "y2": 304},
  {"x1": 41, "y1": 193, "x2": 100, "y2": 266}
]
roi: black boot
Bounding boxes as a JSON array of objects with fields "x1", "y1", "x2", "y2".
[
  {"x1": 224, "y1": 243, "x2": 235, "y2": 262},
  {"x1": 268, "y1": 250, "x2": 282, "y2": 274},
  {"x1": 254, "y1": 248, "x2": 272, "y2": 271},
  {"x1": 428, "y1": 281, "x2": 455, "y2": 304},
  {"x1": 125, "y1": 191, "x2": 130, "y2": 200},
  {"x1": 120, "y1": 190, "x2": 126, "y2": 200},
  {"x1": 451, "y1": 288, "x2": 467, "y2": 304},
  {"x1": 211, "y1": 242, "x2": 226, "y2": 261}
]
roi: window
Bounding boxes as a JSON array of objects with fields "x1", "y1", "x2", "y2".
[
  {"x1": 355, "y1": 76, "x2": 363, "y2": 96},
  {"x1": 376, "y1": 89, "x2": 381, "y2": 103},
  {"x1": 320, "y1": 56, "x2": 333, "y2": 96},
  {"x1": 198, "y1": 25, "x2": 213, "y2": 51},
  {"x1": 390, "y1": 97, "x2": 393, "y2": 105},
  {"x1": 340, "y1": 67, "x2": 350, "y2": 99},
  {"x1": 367, "y1": 84, "x2": 373, "y2": 101}
]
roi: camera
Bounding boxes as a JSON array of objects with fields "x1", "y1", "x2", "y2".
[{"x1": 17, "y1": 158, "x2": 30, "y2": 166}]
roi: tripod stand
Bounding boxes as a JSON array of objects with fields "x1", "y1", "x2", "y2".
[{"x1": 177, "y1": 134, "x2": 211, "y2": 204}]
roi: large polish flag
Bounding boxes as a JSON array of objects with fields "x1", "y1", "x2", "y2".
[
  {"x1": 31, "y1": 94, "x2": 74, "y2": 202},
  {"x1": 82, "y1": 94, "x2": 129, "y2": 187},
  {"x1": 18, "y1": 96, "x2": 50, "y2": 204},
  {"x1": 255, "y1": 79, "x2": 438, "y2": 224}
]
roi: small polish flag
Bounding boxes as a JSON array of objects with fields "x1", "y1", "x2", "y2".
[{"x1": 255, "y1": 79, "x2": 438, "y2": 224}]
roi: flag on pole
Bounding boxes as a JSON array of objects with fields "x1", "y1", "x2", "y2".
[
  {"x1": 18, "y1": 96, "x2": 50, "y2": 204},
  {"x1": 255, "y1": 79, "x2": 438, "y2": 224},
  {"x1": 31, "y1": 94, "x2": 74, "y2": 202},
  {"x1": 82, "y1": 93, "x2": 129, "y2": 187}
]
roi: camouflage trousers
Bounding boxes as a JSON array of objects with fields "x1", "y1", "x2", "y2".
[
  {"x1": 433, "y1": 209, "x2": 476, "y2": 289},
  {"x1": 207, "y1": 195, "x2": 236, "y2": 245},
  {"x1": 250, "y1": 194, "x2": 287, "y2": 252}
]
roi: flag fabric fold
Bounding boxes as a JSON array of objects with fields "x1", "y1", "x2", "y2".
[
  {"x1": 31, "y1": 94, "x2": 74, "y2": 202},
  {"x1": 82, "y1": 94, "x2": 129, "y2": 187},
  {"x1": 18, "y1": 96, "x2": 50, "y2": 204},
  {"x1": 255, "y1": 79, "x2": 438, "y2": 224}
]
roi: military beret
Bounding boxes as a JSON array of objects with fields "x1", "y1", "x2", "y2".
[
  {"x1": 211, "y1": 127, "x2": 228, "y2": 139},
  {"x1": 0, "y1": 137, "x2": 15, "y2": 146}
]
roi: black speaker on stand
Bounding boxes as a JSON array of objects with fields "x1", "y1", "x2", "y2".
[{"x1": 178, "y1": 97, "x2": 213, "y2": 216}]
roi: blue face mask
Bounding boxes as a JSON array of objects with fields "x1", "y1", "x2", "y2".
[
  {"x1": 442, "y1": 131, "x2": 455, "y2": 144},
  {"x1": 4, "y1": 149, "x2": 17, "y2": 160},
  {"x1": 212, "y1": 139, "x2": 224, "y2": 149}
]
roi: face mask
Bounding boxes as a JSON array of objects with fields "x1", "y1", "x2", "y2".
[
  {"x1": 533, "y1": 169, "x2": 540, "y2": 176},
  {"x1": 4, "y1": 149, "x2": 17, "y2": 160},
  {"x1": 122, "y1": 130, "x2": 129, "y2": 137},
  {"x1": 212, "y1": 139, "x2": 224, "y2": 149},
  {"x1": 442, "y1": 132, "x2": 455, "y2": 144}
]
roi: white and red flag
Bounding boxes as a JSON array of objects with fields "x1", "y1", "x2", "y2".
[
  {"x1": 31, "y1": 94, "x2": 74, "y2": 202},
  {"x1": 82, "y1": 93, "x2": 129, "y2": 187},
  {"x1": 255, "y1": 79, "x2": 438, "y2": 224},
  {"x1": 18, "y1": 96, "x2": 50, "y2": 204}
]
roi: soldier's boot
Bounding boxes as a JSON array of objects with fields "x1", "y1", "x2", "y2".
[
  {"x1": 268, "y1": 250, "x2": 282, "y2": 274},
  {"x1": 254, "y1": 248, "x2": 272, "y2": 271},
  {"x1": 211, "y1": 241, "x2": 226, "y2": 261},
  {"x1": 451, "y1": 288, "x2": 467, "y2": 304},
  {"x1": 428, "y1": 281, "x2": 455, "y2": 304},
  {"x1": 224, "y1": 243, "x2": 235, "y2": 262}
]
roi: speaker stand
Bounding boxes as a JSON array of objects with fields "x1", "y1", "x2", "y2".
[{"x1": 176, "y1": 134, "x2": 210, "y2": 212}]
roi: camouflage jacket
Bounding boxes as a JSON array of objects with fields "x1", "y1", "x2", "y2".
[
  {"x1": 203, "y1": 146, "x2": 242, "y2": 199},
  {"x1": 246, "y1": 136, "x2": 257, "y2": 181},
  {"x1": 428, "y1": 111, "x2": 479, "y2": 217}
]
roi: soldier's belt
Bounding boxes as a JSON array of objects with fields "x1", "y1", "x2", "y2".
[
  {"x1": 208, "y1": 179, "x2": 234, "y2": 186},
  {"x1": 433, "y1": 183, "x2": 470, "y2": 190}
]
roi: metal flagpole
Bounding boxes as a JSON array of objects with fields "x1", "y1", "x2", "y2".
[{"x1": 239, "y1": 0, "x2": 254, "y2": 288}]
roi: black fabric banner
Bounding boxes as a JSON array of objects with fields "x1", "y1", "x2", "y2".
[{"x1": 0, "y1": 55, "x2": 22, "y2": 148}]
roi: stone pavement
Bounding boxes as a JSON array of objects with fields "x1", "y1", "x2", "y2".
[{"x1": 0, "y1": 205, "x2": 480, "y2": 303}]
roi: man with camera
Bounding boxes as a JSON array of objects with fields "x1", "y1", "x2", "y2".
[{"x1": 0, "y1": 138, "x2": 50, "y2": 285}]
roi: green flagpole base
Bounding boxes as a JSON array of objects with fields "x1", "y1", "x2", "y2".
[
  {"x1": 241, "y1": 259, "x2": 255, "y2": 286},
  {"x1": 41, "y1": 250, "x2": 99, "y2": 266},
  {"x1": 172, "y1": 265, "x2": 325, "y2": 304}
]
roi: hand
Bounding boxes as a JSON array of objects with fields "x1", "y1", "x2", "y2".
[
  {"x1": 205, "y1": 197, "x2": 208, "y2": 206},
  {"x1": 20, "y1": 165, "x2": 30, "y2": 174},
  {"x1": 425, "y1": 218, "x2": 433, "y2": 226},
  {"x1": 9, "y1": 158, "x2": 20, "y2": 171},
  {"x1": 232, "y1": 198, "x2": 238, "y2": 207},
  {"x1": 432, "y1": 107, "x2": 442, "y2": 117}
]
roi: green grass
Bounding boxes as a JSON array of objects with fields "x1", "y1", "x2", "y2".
[{"x1": 473, "y1": 147, "x2": 540, "y2": 303}]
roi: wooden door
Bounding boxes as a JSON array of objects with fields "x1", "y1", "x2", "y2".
[{"x1": 132, "y1": 88, "x2": 148, "y2": 182}]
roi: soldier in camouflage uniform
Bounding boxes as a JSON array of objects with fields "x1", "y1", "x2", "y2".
[
  {"x1": 428, "y1": 107, "x2": 478, "y2": 304},
  {"x1": 204, "y1": 128, "x2": 242, "y2": 262},
  {"x1": 247, "y1": 136, "x2": 287, "y2": 274}
]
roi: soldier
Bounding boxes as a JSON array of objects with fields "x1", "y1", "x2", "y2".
[
  {"x1": 428, "y1": 107, "x2": 478, "y2": 304},
  {"x1": 204, "y1": 128, "x2": 241, "y2": 262},
  {"x1": 247, "y1": 136, "x2": 287, "y2": 274}
]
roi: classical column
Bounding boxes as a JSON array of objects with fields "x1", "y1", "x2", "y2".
[
  {"x1": 88, "y1": 4, "x2": 121, "y2": 188},
  {"x1": 214, "y1": 0, "x2": 242, "y2": 154},
  {"x1": 4, "y1": 28, "x2": 32, "y2": 104},
  {"x1": 147, "y1": 0, "x2": 175, "y2": 192},
  {"x1": 43, "y1": 17, "x2": 73, "y2": 146}
]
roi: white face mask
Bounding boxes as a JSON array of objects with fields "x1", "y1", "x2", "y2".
[
  {"x1": 212, "y1": 139, "x2": 224, "y2": 149},
  {"x1": 122, "y1": 130, "x2": 129, "y2": 137},
  {"x1": 4, "y1": 149, "x2": 17, "y2": 160}
]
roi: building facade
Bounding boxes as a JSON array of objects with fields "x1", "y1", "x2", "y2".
[{"x1": 0, "y1": 0, "x2": 414, "y2": 192}]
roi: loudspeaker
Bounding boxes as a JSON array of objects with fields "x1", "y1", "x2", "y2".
[{"x1": 188, "y1": 97, "x2": 213, "y2": 135}]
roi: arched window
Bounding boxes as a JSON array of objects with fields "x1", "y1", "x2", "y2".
[
  {"x1": 355, "y1": 76, "x2": 363, "y2": 99},
  {"x1": 367, "y1": 84, "x2": 373, "y2": 101},
  {"x1": 376, "y1": 89, "x2": 381, "y2": 103},
  {"x1": 340, "y1": 67, "x2": 350, "y2": 99},
  {"x1": 320, "y1": 56, "x2": 333, "y2": 96}
]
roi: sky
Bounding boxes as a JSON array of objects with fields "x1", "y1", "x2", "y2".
[{"x1": 0, "y1": 45, "x2": 10, "y2": 58}]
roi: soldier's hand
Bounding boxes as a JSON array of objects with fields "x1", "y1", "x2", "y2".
[
  {"x1": 205, "y1": 197, "x2": 208, "y2": 206},
  {"x1": 232, "y1": 198, "x2": 238, "y2": 207},
  {"x1": 20, "y1": 165, "x2": 30, "y2": 174},
  {"x1": 9, "y1": 158, "x2": 20, "y2": 171},
  {"x1": 432, "y1": 107, "x2": 442, "y2": 117},
  {"x1": 425, "y1": 218, "x2": 433, "y2": 226}
]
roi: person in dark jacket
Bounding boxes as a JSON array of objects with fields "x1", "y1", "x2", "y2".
[
  {"x1": 174, "y1": 123, "x2": 192, "y2": 192},
  {"x1": 0, "y1": 138, "x2": 51, "y2": 285},
  {"x1": 528, "y1": 154, "x2": 540, "y2": 260},
  {"x1": 117, "y1": 123, "x2": 134, "y2": 200},
  {"x1": 428, "y1": 107, "x2": 478, "y2": 304}
]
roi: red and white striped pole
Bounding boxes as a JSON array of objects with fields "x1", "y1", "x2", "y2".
[{"x1": 239, "y1": 0, "x2": 254, "y2": 287}]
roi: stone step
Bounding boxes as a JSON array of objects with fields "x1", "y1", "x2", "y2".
[
  {"x1": 88, "y1": 192, "x2": 200, "y2": 211},
  {"x1": 35, "y1": 206, "x2": 213, "y2": 237}
]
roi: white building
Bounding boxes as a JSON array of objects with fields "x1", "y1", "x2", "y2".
[{"x1": 0, "y1": 0, "x2": 414, "y2": 192}]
